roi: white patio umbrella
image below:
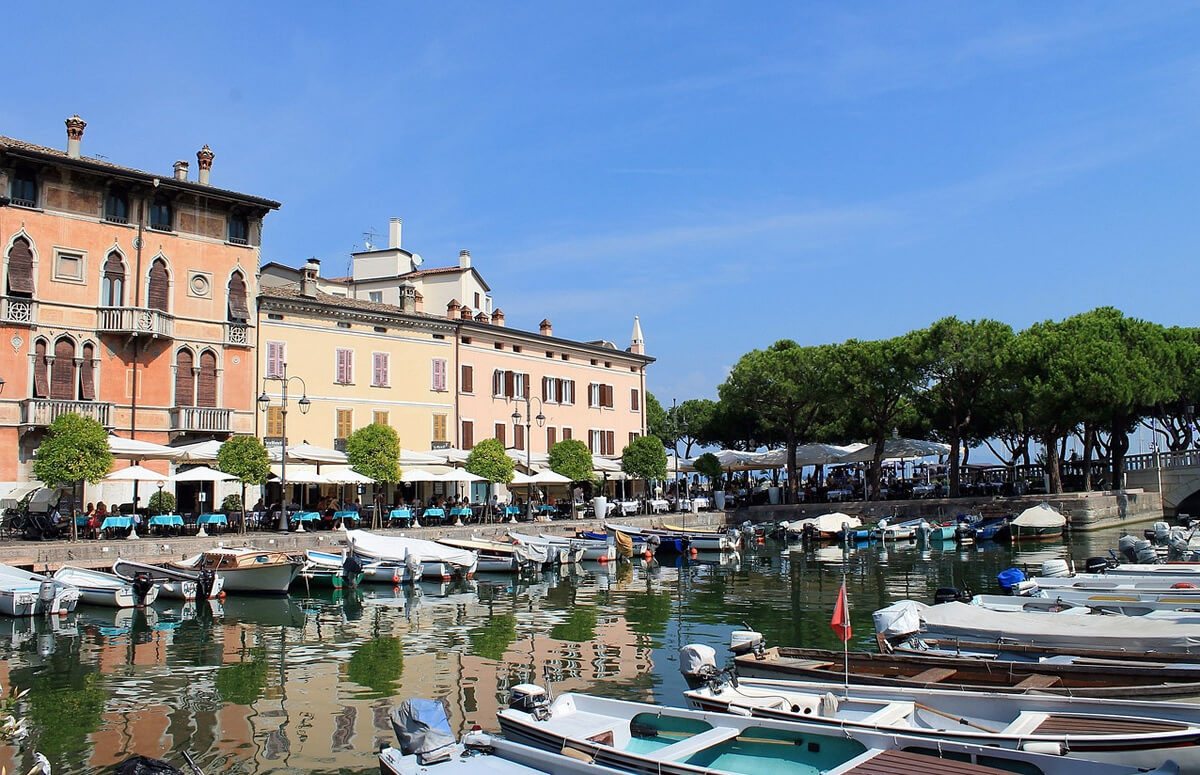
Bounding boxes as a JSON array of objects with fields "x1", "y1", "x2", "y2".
[
  {"x1": 434, "y1": 469, "x2": 485, "y2": 483},
  {"x1": 170, "y1": 466, "x2": 237, "y2": 482},
  {"x1": 107, "y1": 434, "x2": 181, "y2": 460},
  {"x1": 837, "y1": 438, "x2": 950, "y2": 463},
  {"x1": 270, "y1": 443, "x2": 348, "y2": 464},
  {"x1": 272, "y1": 467, "x2": 334, "y2": 484},
  {"x1": 400, "y1": 469, "x2": 440, "y2": 483},
  {"x1": 401, "y1": 448, "x2": 449, "y2": 466},
  {"x1": 170, "y1": 439, "x2": 225, "y2": 461},
  {"x1": 509, "y1": 471, "x2": 535, "y2": 485},
  {"x1": 322, "y1": 467, "x2": 376, "y2": 485},
  {"x1": 105, "y1": 464, "x2": 170, "y2": 483},
  {"x1": 529, "y1": 469, "x2": 572, "y2": 484}
]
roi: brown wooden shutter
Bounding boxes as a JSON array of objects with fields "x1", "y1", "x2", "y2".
[
  {"x1": 33, "y1": 340, "x2": 48, "y2": 397},
  {"x1": 562, "y1": 427, "x2": 572, "y2": 440},
  {"x1": 6, "y1": 237, "x2": 34, "y2": 295},
  {"x1": 631, "y1": 388, "x2": 640, "y2": 411},
  {"x1": 494, "y1": 423, "x2": 505, "y2": 446},
  {"x1": 504, "y1": 371, "x2": 515, "y2": 398},
  {"x1": 103, "y1": 252, "x2": 125, "y2": 306},
  {"x1": 523, "y1": 373, "x2": 530, "y2": 399},
  {"x1": 606, "y1": 430, "x2": 615, "y2": 455},
  {"x1": 175, "y1": 350, "x2": 194, "y2": 406},
  {"x1": 147, "y1": 260, "x2": 169, "y2": 311},
  {"x1": 462, "y1": 421, "x2": 474, "y2": 449},
  {"x1": 79, "y1": 344, "x2": 96, "y2": 400},
  {"x1": 197, "y1": 351, "x2": 218, "y2": 407},
  {"x1": 267, "y1": 406, "x2": 283, "y2": 437},
  {"x1": 51, "y1": 339, "x2": 75, "y2": 400},
  {"x1": 547, "y1": 427, "x2": 557, "y2": 447},
  {"x1": 461, "y1": 365, "x2": 473, "y2": 394},
  {"x1": 227, "y1": 272, "x2": 249, "y2": 321}
]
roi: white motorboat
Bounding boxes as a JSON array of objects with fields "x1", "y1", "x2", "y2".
[
  {"x1": 112, "y1": 557, "x2": 223, "y2": 601},
  {"x1": 53, "y1": 565, "x2": 158, "y2": 608},
  {"x1": 876, "y1": 598, "x2": 1200, "y2": 659},
  {"x1": 348, "y1": 530, "x2": 477, "y2": 580},
  {"x1": 681, "y1": 644, "x2": 1200, "y2": 771},
  {"x1": 360, "y1": 559, "x2": 423, "y2": 585},
  {"x1": 436, "y1": 537, "x2": 545, "y2": 573},
  {"x1": 974, "y1": 592, "x2": 1200, "y2": 619},
  {"x1": 497, "y1": 685, "x2": 1182, "y2": 775},
  {"x1": 785, "y1": 512, "x2": 863, "y2": 540},
  {"x1": 171, "y1": 548, "x2": 301, "y2": 595},
  {"x1": 0, "y1": 562, "x2": 79, "y2": 615},
  {"x1": 508, "y1": 532, "x2": 606, "y2": 562}
]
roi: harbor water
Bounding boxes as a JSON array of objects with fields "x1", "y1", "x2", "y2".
[{"x1": 0, "y1": 521, "x2": 1155, "y2": 774}]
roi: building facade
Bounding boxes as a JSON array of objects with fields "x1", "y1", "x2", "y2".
[{"x1": 0, "y1": 117, "x2": 279, "y2": 482}]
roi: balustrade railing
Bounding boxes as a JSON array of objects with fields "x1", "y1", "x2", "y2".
[
  {"x1": 2, "y1": 296, "x2": 34, "y2": 325},
  {"x1": 96, "y1": 307, "x2": 173, "y2": 338},
  {"x1": 171, "y1": 406, "x2": 232, "y2": 433},
  {"x1": 21, "y1": 399, "x2": 112, "y2": 427}
]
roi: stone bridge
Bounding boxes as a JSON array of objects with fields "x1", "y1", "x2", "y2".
[{"x1": 1125, "y1": 449, "x2": 1200, "y2": 517}]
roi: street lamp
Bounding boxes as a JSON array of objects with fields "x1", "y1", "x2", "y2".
[
  {"x1": 511, "y1": 396, "x2": 546, "y2": 523},
  {"x1": 258, "y1": 363, "x2": 310, "y2": 532},
  {"x1": 669, "y1": 399, "x2": 689, "y2": 513}
]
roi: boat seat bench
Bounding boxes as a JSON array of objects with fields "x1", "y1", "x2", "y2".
[
  {"x1": 641, "y1": 726, "x2": 740, "y2": 762},
  {"x1": 838, "y1": 749, "x2": 1027, "y2": 775},
  {"x1": 908, "y1": 668, "x2": 957, "y2": 684},
  {"x1": 1012, "y1": 674, "x2": 1061, "y2": 690},
  {"x1": 860, "y1": 701, "x2": 915, "y2": 727}
]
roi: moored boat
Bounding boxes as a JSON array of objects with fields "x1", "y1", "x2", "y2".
[
  {"x1": 171, "y1": 548, "x2": 301, "y2": 595},
  {"x1": 53, "y1": 565, "x2": 158, "y2": 608},
  {"x1": 112, "y1": 557, "x2": 222, "y2": 600},
  {"x1": 604, "y1": 523, "x2": 687, "y2": 553},
  {"x1": 1010, "y1": 502, "x2": 1067, "y2": 540},
  {"x1": 436, "y1": 537, "x2": 544, "y2": 573},
  {"x1": 508, "y1": 532, "x2": 610, "y2": 562},
  {"x1": 293, "y1": 550, "x2": 365, "y2": 589},
  {"x1": 0, "y1": 562, "x2": 80, "y2": 615},
  {"x1": 348, "y1": 529, "x2": 478, "y2": 580}
]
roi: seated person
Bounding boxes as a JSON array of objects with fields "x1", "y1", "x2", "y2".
[{"x1": 95, "y1": 501, "x2": 109, "y2": 518}]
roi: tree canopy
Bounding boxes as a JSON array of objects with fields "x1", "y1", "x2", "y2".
[
  {"x1": 345, "y1": 423, "x2": 401, "y2": 483},
  {"x1": 465, "y1": 438, "x2": 514, "y2": 484},
  {"x1": 218, "y1": 435, "x2": 272, "y2": 535},
  {"x1": 548, "y1": 439, "x2": 593, "y2": 482},
  {"x1": 621, "y1": 435, "x2": 668, "y2": 482},
  {"x1": 32, "y1": 413, "x2": 112, "y2": 488}
]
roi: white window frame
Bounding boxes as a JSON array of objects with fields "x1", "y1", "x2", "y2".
[
  {"x1": 368, "y1": 290, "x2": 383, "y2": 303},
  {"x1": 589, "y1": 383, "x2": 601, "y2": 408}
]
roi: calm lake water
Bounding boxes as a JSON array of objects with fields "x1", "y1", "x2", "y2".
[{"x1": 0, "y1": 521, "x2": 1153, "y2": 774}]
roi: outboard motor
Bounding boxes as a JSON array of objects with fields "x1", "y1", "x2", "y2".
[
  {"x1": 509, "y1": 684, "x2": 551, "y2": 720},
  {"x1": 1179, "y1": 514, "x2": 1193, "y2": 528},
  {"x1": 1134, "y1": 539, "x2": 1159, "y2": 564},
  {"x1": 390, "y1": 698, "x2": 457, "y2": 764},
  {"x1": 933, "y1": 587, "x2": 971, "y2": 604},
  {"x1": 131, "y1": 573, "x2": 154, "y2": 608},
  {"x1": 729, "y1": 628, "x2": 764, "y2": 657},
  {"x1": 38, "y1": 580, "x2": 57, "y2": 610},
  {"x1": 1118, "y1": 535, "x2": 1139, "y2": 564},
  {"x1": 644, "y1": 533, "x2": 662, "y2": 554},
  {"x1": 1084, "y1": 556, "x2": 1112, "y2": 574},
  {"x1": 1040, "y1": 559, "x2": 1071, "y2": 578},
  {"x1": 196, "y1": 569, "x2": 217, "y2": 601},
  {"x1": 997, "y1": 567, "x2": 1027, "y2": 592},
  {"x1": 343, "y1": 552, "x2": 363, "y2": 587},
  {"x1": 680, "y1": 643, "x2": 721, "y2": 688},
  {"x1": 1146, "y1": 521, "x2": 1171, "y2": 543},
  {"x1": 404, "y1": 552, "x2": 423, "y2": 582}
]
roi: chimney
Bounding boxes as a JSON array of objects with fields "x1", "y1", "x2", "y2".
[
  {"x1": 459, "y1": 306, "x2": 473, "y2": 321},
  {"x1": 300, "y1": 257, "x2": 320, "y2": 298},
  {"x1": 389, "y1": 218, "x2": 402, "y2": 249},
  {"x1": 446, "y1": 298, "x2": 461, "y2": 320},
  {"x1": 65, "y1": 115, "x2": 86, "y2": 159},
  {"x1": 398, "y1": 280, "x2": 417, "y2": 313},
  {"x1": 629, "y1": 315, "x2": 645, "y2": 355},
  {"x1": 414, "y1": 289, "x2": 424, "y2": 313},
  {"x1": 540, "y1": 319, "x2": 553, "y2": 337},
  {"x1": 173, "y1": 160, "x2": 189, "y2": 181},
  {"x1": 459, "y1": 249, "x2": 471, "y2": 269},
  {"x1": 196, "y1": 145, "x2": 214, "y2": 185},
  {"x1": 475, "y1": 311, "x2": 490, "y2": 324},
  {"x1": 491, "y1": 308, "x2": 505, "y2": 327}
]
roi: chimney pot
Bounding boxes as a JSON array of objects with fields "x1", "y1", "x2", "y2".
[
  {"x1": 540, "y1": 319, "x2": 553, "y2": 337},
  {"x1": 446, "y1": 298, "x2": 461, "y2": 320},
  {"x1": 65, "y1": 115, "x2": 86, "y2": 159},
  {"x1": 389, "y1": 218, "x2": 402, "y2": 249},
  {"x1": 300, "y1": 257, "x2": 320, "y2": 298},
  {"x1": 492, "y1": 308, "x2": 505, "y2": 327},
  {"x1": 459, "y1": 249, "x2": 471, "y2": 269},
  {"x1": 459, "y1": 306, "x2": 473, "y2": 320},
  {"x1": 173, "y1": 160, "x2": 189, "y2": 181},
  {"x1": 196, "y1": 144, "x2": 214, "y2": 185}
]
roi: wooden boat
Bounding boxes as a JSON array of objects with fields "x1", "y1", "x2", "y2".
[
  {"x1": 877, "y1": 599, "x2": 1200, "y2": 660},
  {"x1": 733, "y1": 645, "x2": 1200, "y2": 698},
  {"x1": 171, "y1": 548, "x2": 301, "y2": 595},
  {"x1": 604, "y1": 523, "x2": 687, "y2": 553},
  {"x1": 347, "y1": 529, "x2": 477, "y2": 580},
  {"x1": 1010, "y1": 502, "x2": 1067, "y2": 539},
  {"x1": 683, "y1": 665, "x2": 1200, "y2": 771},
  {"x1": 112, "y1": 557, "x2": 223, "y2": 600},
  {"x1": 293, "y1": 550, "x2": 364, "y2": 589},
  {"x1": 436, "y1": 537, "x2": 544, "y2": 573},
  {"x1": 496, "y1": 686, "x2": 1181, "y2": 775},
  {"x1": 53, "y1": 565, "x2": 159, "y2": 608},
  {"x1": 0, "y1": 562, "x2": 80, "y2": 615}
]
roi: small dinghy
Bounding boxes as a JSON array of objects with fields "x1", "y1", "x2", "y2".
[
  {"x1": 0, "y1": 562, "x2": 79, "y2": 615},
  {"x1": 171, "y1": 548, "x2": 301, "y2": 595},
  {"x1": 348, "y1": 530, "x2": 477, "y2": 580},
  {"x1": 436, "y1": 537, "x2": 545, "y2": 574},
  {"x1": 53, "y1": 565, "x2": 158, "y2": 608},
  {"x1": 112, "y1": 557, "x2": 223, "y2": 600}
]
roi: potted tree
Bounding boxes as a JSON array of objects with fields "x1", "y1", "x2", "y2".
[
  {"x1": 621, "y1": 436, "x2": 668, "y2": 515},
  {"x1": 148, "y1": 490, "x2": 177, "y2": 517},
  {"x1": 692, "y1": 452, "x2": 725, "y2": 510},
  {"x1": 549, "y1": 439, "x2": 593, "y2": 520}
]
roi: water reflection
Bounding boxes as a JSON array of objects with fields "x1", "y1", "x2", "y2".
[{"x1": 0, "y1": 523, "x2": 1153, "y2": 774}]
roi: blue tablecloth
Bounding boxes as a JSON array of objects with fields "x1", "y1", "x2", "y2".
[
  {"x1": 291, "y1": 511, "x2": 321, "y2": 523},
  {"x1": 198, "y1": 513, "x2": 228, "y2": 526},
  {"x1": 75, "y1": 516, "x2": 90, "y2": 527},
  {"x1": 538, "y1": 505, "x2": 556, "y2": 513},
  {"x1": 504, "y1": 506, "x2": 521, "y2": 516},
  {"x1": 449, "y1": 508, "x2": 472, "y2": 518},
  {"x1": 423, "y1": 508, "x2": 446, "y2": 521},
  {"x1": 100, "y1": 516, "x2": 133, "y2": 530},
  {"x1": 333, "y1": 510, "x2": 359, "y2": 520},
  {"x1": 388, "y1": 509, "x2": 412, "y2": 524},
  {"x1": 148, "y1": 515, "x2": 184, "y2": 527}
]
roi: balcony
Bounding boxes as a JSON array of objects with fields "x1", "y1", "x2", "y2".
[
  {"x1": 96, "y1": 307, "x2": 173, "y2": 339},
  {"x1": 171, "y1": 406, "x2": 233, "y2": 434},
  {"x1": 1, "y1": 296, "x2": 34, "y2": 325},
  {"x1": 225, "y1": 322, "x2": 250, "y2": 347},
  {"x1": 22, "y1": 399, "x2": 113, "y2": 428}
]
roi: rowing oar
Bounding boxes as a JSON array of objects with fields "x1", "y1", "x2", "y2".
[{"x1": 913, "y1": 702, "x2": 1001, "y2": 733}]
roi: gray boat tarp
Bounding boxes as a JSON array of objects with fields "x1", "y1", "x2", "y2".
[{"x1": 390, "y1": 698, "x2": 457, "y2": 763}]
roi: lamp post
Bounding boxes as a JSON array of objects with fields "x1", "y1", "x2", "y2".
[
  {"x1": 670, "y1": 399, "x2": 688, "y2": 513},
  {"x1": 511, "y1": 396, "x2": 546, "y2": 523},
  {"x1": 258, "y1": 363, "x2": 310, "y2": 532}
]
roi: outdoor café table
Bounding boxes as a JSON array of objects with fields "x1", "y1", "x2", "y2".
[
  {"x1": 290, "y1": 511, "x2": 321, "y2": 526},
  {"x1": 503, "y1": 506, "x2": 522, "y2": 521},
  {"x1": 423, "y1": 507, "x2": 446, "y2": 525},
  {"x1": 449, "y1": 507, "x2": 472, "y2": 524},
  {"x1": 148, "y1": 514, "x2": 184, "y2": 534},
  {"x1": 100, "y1": 516, "x2": 133, "y2": 530},
  {"x1": 538, "y1": 505, "x2": 557, "y2": 519},
  {"x1": 617, "y1": 500, "x2": 639, "y2": 516},
  {"x1": 388, "y1": 508, "x2": 413, "y2": 527},
  {"x1": 649, "y1": 499, "x2": 670, "y2": 513},
  {"x1": 691, "y1": 497, "x2": 710, "y2": 511},
  {"x1": 197, "y1": 513, "x2": 228, "y2": 533},
  {"x1": 333, "y1": 509, "x2": 359, "y2": 527},
  {"x1": 827, "y1": 488, "x2": 853, "y2": 502},
  {"x1": 912, "y1": 484, "x2": 936, "y2": 498}
]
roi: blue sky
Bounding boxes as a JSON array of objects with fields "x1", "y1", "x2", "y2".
[{"x1": 6, "y1": 2, "x2": 1200, "y2": 411}]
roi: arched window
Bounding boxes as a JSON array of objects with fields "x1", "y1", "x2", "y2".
[
  {"x1": 174, "y1": 350, "x2": 194, "y2": 407},
  {"x1": 147, "y1": 259, "x2": 169, "y2": 311},
  {"x1": 102, "y1": 252, "x2": 125, "y2": 307},
  {"x1": 149, "y1": 197, "x2": 172, "y2": 231},
  {"x1": 9, "y1": 169, "x2": 37, "y2": 208},
  {"x1": 104, "y1": 188, "x2": 129, "y2": 224},
  {"x1": 50, "y1": 338, "x2": 75, "y2": 400},
  {"x1": 33, "y1": 340, "x2": 48, "y2": 398},
  {"x1": 227, "y1": 271, "x2": 249, "y2": 323},
  {"x1": 197, "y1": 351, "x2": 217, "y2": 407},
  {"x1": 80, "y1": 343, "x2": 96, "y2": 401},
  {"x1": 6, "y1": 237, "x2": 34, "y2": 297}
]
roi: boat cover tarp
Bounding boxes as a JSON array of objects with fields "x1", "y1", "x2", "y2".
[
  {"x1": 786, "y1": 512, "x2": 862, "y2": 534},
  {"x1": 389, "y1": 698, "x2": 456, "y2": 763},
  {"x1": 876, "y1": 599, "x2": 1200, "y2": 655},
  {"x1": 1011, "y1": 503, "x2": 1066, "y2": 529},
  {"x1": 347, "y1": 529, "x2": 475, "y2": 568}
]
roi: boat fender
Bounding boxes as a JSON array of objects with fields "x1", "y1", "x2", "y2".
[
  {"x1": 1173, "y1": 582, "x2": 1198, "y2": 589},
  {"x1": 1020, "y1": 741, "x2": 1066, "y2": 756},
  {"x1": 132, "y1": 573, "x2": 154, "y2": 607}
]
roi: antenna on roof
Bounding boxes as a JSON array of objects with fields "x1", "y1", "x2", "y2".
[{"x1": 362, "y1": 228, "x2": 380, "y2": 252}]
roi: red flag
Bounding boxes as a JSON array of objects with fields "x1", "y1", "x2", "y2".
[{"x1": 831, "y1": 582, "x2": 852, "y2": 642}]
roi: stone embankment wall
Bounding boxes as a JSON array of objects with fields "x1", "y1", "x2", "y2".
[{"x1": 734, "y1": 489, "x2": 1162, "y2": 532}]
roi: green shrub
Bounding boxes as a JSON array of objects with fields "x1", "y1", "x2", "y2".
[{"x1": 147, "y1": 490, "x2": 176, "y2": 515}]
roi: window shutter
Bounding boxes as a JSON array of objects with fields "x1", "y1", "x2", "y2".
[
  {"x1": 434, "y1": 414, "x2": 447, "y2": 442},
  {"x1": 541, "y1": 376, "x2": 549, "y2": 401},
  {"x1": 80, "y1": 344, "x2": 96, "y2": 400},
  {"x1": 6, "y1": 237, "x2": 34, "y2": 295},
  {"x1": 373, "y1": 353, "x2": 385, "y2": 387},
  {"x1": 337, "y1": 409, "x2": 353, "y2": 439},
  {"x1": 631, "y1": 388, "x2": 640, "y2": 411},
  {"x1": 175, "y1": 350, "x2": 195, "y2": 406},
  {"x1": 197, "y1": 351, "x2": 218, "y2": 407},
  {"x1": 267, "y1": 341, "x2": 285, "y2": 378},
  {"x1": 462, "y1": 420, "x2": 474, "y2": 449},
  {"x1": 462, "y1": 365, "x2": 473, "y2": 393},
  {"x1": 504, "y1": 370, "x2": 515, "y2": 398},
  {"x1": 432, "y1": 359, "x2": 446, "y2": 391},
  {"x1": 50, "y1": 339, "x2": 75, "y2": 399},
  {"x1": 227, "y1": 272, "x2": 249, "y2": 321},
  {"x1": 33, "y1": 341, "x2": 48, "y2": 397},
  {"x1": 336, "y1": 349, "x2": 352, "y2": 384},
  {"x1": 267, "y1": 406, "x2": 283, "y2": 437},
  {"x1": 494, "y1": 423, "x2": 505, "y2": 446},
  {"x1": 606, "y1": 430, "x2": 615, "y2": 456},
  {"x1": 562, "y1": 427, "x2": 572, "y2": 440},
  {"x1": 547, "y1": 427, "x2": 557, "y2": 447},
  {"x1": 567, "y1": 380, "x2": 575, "y2": 405},
  {"x1": 147, "y1": 260, "x2": 169, "y2": 311},
  {"x1": 514, "y1": 424, "x2": 524, "y2": 450},
  {"x1": 588, "y1": 430, "x2": 596, "y2": 453},
  {"x1": 522, "y1": 373, "x2": 530, "y2": 399},
  {"x1": 103, "y1": 253, "x2": 125, "y2": 306}
]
